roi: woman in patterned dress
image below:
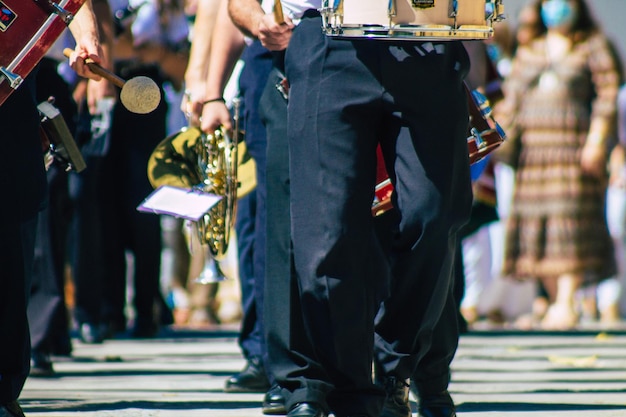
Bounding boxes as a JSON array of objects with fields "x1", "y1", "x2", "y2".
[{"x1": 494, "y1": 0, "x2": 623, "y2": 329}]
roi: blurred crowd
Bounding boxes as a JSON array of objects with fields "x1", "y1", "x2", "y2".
[
  {"x1": 460, "y1": 0, "x2": 626, "y2": 333},
  {"x1": 26, "y1": 0, "x2": 626, "y2": 392}
]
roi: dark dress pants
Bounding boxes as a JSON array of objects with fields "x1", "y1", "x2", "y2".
[
  {"x1": 259, "y1": 67, "x2": 311, "y2": 392},
  {"x1": 29, "y1": 187, "x2": 72, "y2": 356},
  {"x1": 235, "y1": 40, "x2": 273, "y2": 364},
  {"x1": 235, "y1": 191, "x2": 262, "y2": 360},
  {"x1": 0, "y1": 74, "x2": 45, "y2": 403},
  {"x1": 72, "y1": 64, "x2": 167, "y2": 330},
  {"x1": 70, "y1": 154, "x2": 110, "y2": 327},
  {"x1": 103, "y1": 80, "x2": 166, "y2": 328},
  {"x1": 284, "y1": 15, "x2": 472, "y2": 417},
  {"x1": 0, "y1": 216, "x2": 37, "y2": 404},
  {"x1": 29, "y1": 58, "x2": 77, "y2": 356}
]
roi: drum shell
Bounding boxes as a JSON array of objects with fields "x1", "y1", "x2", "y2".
[
  {"x1": 342, "y1": 0, "x2": 485, "y2": 27},
  {"x1": 0, "y1": 0, "x2": 86, "y2": 106},
  {"x1": 322, "y1": 0, "x2": 502, "y2": 40}
]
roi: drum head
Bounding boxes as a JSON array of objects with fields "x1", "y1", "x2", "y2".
[{"x1": 147, "y1": 126, "x2": 257, "y2": 198}]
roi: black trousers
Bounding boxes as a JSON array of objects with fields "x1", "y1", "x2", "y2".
[
  {"x1": 259, "y1": 67, "x2": 310, "y2": 393},
  {"x1": 235, "y1": 41, "x2": 274, "y2": 364},
  {"x1": 28, "y1": 58, "x2": 77, "y2": 356},
  {"x1": 0, "y1": 74, "x2": 45, "y2": 403},
  {"x1": 72, "y1": 64, "x2": 167, "y2": 329},
  {"x1": 0, "y1": 216, "x2": 37, "y2": 404},
  {"x1": 29, "y1": 189, "x2": 72, "y2": 355},
  {"x1": 284, "y1": 15, "x2": 472, "y2": 417}
]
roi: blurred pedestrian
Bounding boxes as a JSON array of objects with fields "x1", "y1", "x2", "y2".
[
  {"x1": 72, "y1": 0, "x2": 188, "y2": 342},
  {"x1": 186, "y1": 0, "x2": 274, "y2": 393},
  {"x1": 494, "y1": 0, "x2": 622, "y2": 330},
  {"x1": 601, "y1": 84, "x2": 626, "y2": 324}
]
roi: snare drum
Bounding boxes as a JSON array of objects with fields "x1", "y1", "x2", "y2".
[
  {"x1": 0, "y1": 0, "x2": 86, "y2": 107},
  {"x1": 321, "y1": 0, "x2": 505, "y2": 40}
]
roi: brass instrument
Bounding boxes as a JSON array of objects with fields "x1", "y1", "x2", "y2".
[
  {"x1": 195, "y1": 106, "x2": 239, "y2": 259},
  {"x1": 148, "y1": 97, "x2": 251, "y2": 260}
]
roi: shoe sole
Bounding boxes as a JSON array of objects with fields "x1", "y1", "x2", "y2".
[{"x1": 262, "y1": 402, "x2": 287, "y2": 415}]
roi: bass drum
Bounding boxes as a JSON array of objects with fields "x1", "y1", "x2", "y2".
[{"x1": 147, "y1": 126, "x2": 256, "y2": 198}]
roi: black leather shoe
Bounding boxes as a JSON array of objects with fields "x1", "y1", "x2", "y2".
[
  {"x1": 262, "y1": 385, "x2": 287, "y2": 415},
  {"x1": 286, "y1": 402, "x2": 327, "y2": 417},
  {"x1": 224, "y1": 357, "x2": 270, "y2": 393},
  {"x1": 418, "y1": 390, "x2": 456, "y2": 417},
  {"x1": 0, "y1": 400, "x2": 26, "y2": 417},
  {"x1": 380, "y1": 376, "x2": 411, "y2": 417},
  {"x1": 30, "y1": 351, "x2": 55, "y2": 377}
]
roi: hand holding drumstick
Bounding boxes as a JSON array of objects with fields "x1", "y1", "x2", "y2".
[
  {"x1": 63, "y1": 48, "x2": 161, "y2": 114},
  {"x1": 256, "y1": 0, "x2": 293, "y2": 51}
]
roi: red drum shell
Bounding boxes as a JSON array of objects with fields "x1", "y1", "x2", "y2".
[{"x1": 0, "y1": 0, "x2": 85, "y2": 106}]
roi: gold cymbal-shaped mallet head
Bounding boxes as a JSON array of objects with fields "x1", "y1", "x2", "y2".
[{"x1": 63, "y1": 48, "x2": 161, "y2": 114}]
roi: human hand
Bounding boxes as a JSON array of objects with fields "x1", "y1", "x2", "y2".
[
  {"x1": 182, "y1": 86, "x2": 207, "y2": 127},
  {"x1": 200, "y1": 100, "x2": 233, "y2": 134},
  {"x1": 66, "y1": 44, "x2": 106, "y2": 82},
  {"x1": 581, "y1": 142, "x2": 607, "y2": 178},
  {"x1": 258, "y1": 13, "x2": 294, "y2": 51}
]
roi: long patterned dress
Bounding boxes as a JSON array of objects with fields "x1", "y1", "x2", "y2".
[{"x1": 496, "y1": 31, "x2": 621, "y2": 285}]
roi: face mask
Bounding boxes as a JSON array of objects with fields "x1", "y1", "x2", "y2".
[{"x1": 541, "y1": 0, "x2": 576, "y2": 29}]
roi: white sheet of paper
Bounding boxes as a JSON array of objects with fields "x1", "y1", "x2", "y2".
[{"x1": 137, "y1": 185, "x2": 222, "y2": 221}]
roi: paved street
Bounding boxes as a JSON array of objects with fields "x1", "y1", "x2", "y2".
[{"x1": 20, "y1": 325, "x2": 626, "y2": 416}]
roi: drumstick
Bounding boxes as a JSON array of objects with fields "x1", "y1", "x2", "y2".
[
  {"x1": 273, "y1": 0, "x2": 285, "y2": 24},
  {"x1": 63, "y1": 48, "x2": 161, "y2": 114},
  {"x1": 63, "y1": 48, "x2": 125, "y2": 88}
]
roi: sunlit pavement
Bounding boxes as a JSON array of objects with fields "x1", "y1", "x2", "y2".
[{"x1": 20, "y1": 324, "x2": 626, "y2": 416}]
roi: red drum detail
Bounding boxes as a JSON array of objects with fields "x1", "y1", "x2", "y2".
[{"x1": 0, "y1": 0, "x2": 86, "y2": 106}]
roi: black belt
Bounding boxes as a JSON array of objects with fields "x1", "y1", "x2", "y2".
[{"x1": 302, "y1": 9, "x2": 321, "y2": 18}]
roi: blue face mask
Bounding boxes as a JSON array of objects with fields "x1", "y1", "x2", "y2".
[{"x1": 541, "y1": 0, "x2": 576, "y2": 29}]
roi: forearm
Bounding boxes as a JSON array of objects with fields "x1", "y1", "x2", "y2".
[
  {"x1": 228, "y1": 0, "x2": 265, "y2": 39},
  {"x1": 586, "y1": 117, "x2": 614, "y2": 147},
  {"x1": 205, "y1": 0, "x2": 245, "y2": 99},
  {"x1": 91, "y1": 0, "x2": 113, "y2": 69},
  {"x1": 68, "y1": 0, "x2": 100, "y2": 55},
  {"x1": 185, "y1": 0, "x2": 222, "y2": 90}
]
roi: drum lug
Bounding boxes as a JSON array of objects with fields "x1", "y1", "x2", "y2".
[
  {"x1": 0, "y1": 67, "x2": 23, "y2": 89},
  {"x1": 33, "y1": 0, "x2": 75, "y2": 24},
  {"x1": 485, "y1": 0, "x2": 506, "y2": 23},
  {"x1": 470, "y1": 127, "x2": 486, "y2": 150},
  {"x1": 495, "y1": 0, "x2": 506, "y2": 21},
  {"x1": 320, "y1": 0, "x2": 344, "y2": 36}
]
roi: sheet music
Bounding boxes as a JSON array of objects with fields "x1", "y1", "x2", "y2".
[{"x1": 137, "y1": 185, "x2": 222, "y2": 221}]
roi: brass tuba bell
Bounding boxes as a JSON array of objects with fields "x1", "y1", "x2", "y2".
[{"x1": 147, "y1": 97, "x2": 253, "y2": 260}]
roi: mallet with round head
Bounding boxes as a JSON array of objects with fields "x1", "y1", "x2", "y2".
[{"x1": 63, "y1": 48, "x2": 161, "y2": 114}]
